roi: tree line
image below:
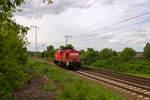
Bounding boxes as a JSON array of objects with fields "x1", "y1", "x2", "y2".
[
  {"x1": 80, "y1": 43, "x2": 150, "y2": 76},
  {"x1": 32, "y1": 43, "x2": 150, "y2": 62},
  {"x1": 28, "y1": 44, "x2": 74, "y2": 59},
  {"x1": 33, "y1": 43, "x2": 150, "y2": 77}
]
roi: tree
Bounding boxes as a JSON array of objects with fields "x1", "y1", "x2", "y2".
[
  {"x1": 0, "y1": 0, "x2": 29, "y2": 99},
  {"x1": 41, "y1": 45, "x2": 56, "y2": 59},
  {"x1": 43, "y1": 0, "x2": 53, "y2": 4},
  {"x1": 120, "y1": 47, "x2": 136, "y2": 61},
  {"x1": 60, "y1": 45, "x2": 65, "y2": 49},
  {"x1": 143, "y1": 43, "x2": 150, "y2": 58},
  {"x1": 81, "y1": 48, "x2": 98, "y2": 65},
  {"x1": 98, "y1": 48, "x2": 118, "y2": 60},
  {"x1": 37, "y1": 51, "x2": 42, "y2": 58},
  {"x1": 66, "y1": 44, "x2": 74, "y2": 49},
  {"x1": 0, "y1": 0, "x2": 52, "y2": 99},
  {"x1": 87, "y1": 48, "x2": 95, "y2": 52},
  {"x1": 80, "y1": 49, "x2": 85, "y2": 55},
  {"x1": 47, "y1": 45, "x2": 54, "y2": 51}
]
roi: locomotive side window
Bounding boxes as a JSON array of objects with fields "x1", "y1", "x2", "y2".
[{"x1": 66, "y1": 53, "x2": 69, "y2": 59}]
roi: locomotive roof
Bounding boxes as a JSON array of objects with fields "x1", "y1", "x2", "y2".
[{"x1": 57, "y1": 48, "x2": 78, "y2": 52}]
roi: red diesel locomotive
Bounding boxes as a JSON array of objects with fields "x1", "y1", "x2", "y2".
[{"x1": 54, "y1": 48, "x2": 81, "y2": 69}]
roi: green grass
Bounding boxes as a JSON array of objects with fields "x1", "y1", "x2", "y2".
[
  {"x1": 91, "y1": 57, "x2": 150, "y2": 78},
  {"x1": 28, "y1": 58, "x2": 126, "y2": 100},
  {"x1": 127, "y1": 73, "x2": 150, "y2": 79},
  {"x1": 43, "y1": 83, "x2": 57, "y2": 92}
]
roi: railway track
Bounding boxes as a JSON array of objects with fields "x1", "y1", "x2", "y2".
[
  {"x1": 80, "y1": 66, "x2": 150, "y2": 87},
  {"x1": 73, "y1": 69, "x2": 150, "y2": 100},
  {"x1": 40, "y1": 58, "x2": 150, "y2": 100}
]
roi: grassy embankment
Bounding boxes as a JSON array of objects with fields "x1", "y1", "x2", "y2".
[
  {"x1": 27, "y1": 58, "x2": 126, "y2": 100},
  {"x1": 90, "y1": 57, "x2": 150, "y2": 78}
]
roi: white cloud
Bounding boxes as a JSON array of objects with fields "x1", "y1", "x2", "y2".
[
  {"x1": 133, "y1": 0, "x2": 148, "y2": 4},
  {"x1": 108, "y1": 39, "x2": 119, "y2": 43}
]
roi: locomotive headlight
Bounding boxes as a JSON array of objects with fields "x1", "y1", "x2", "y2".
[{"x1": 66, "y1": 62, "x2": 69, "y2": 66}]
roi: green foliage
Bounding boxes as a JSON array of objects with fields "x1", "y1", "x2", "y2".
[
  {"x1": 37, "y1": 51, "x2": 42, "y2": 58},
  {"x1": 90, "y1": 46, "x2": 150, "y2": 77},
  {"x1": 143, "y1": 43, "x2": 150, "y2": 58},
  {"x1": 120, "y1": 47, "x2": 136, "y2": 61},
  {"x1": 99, "y1": 48, "x2": 118, "y2": 60},
  {"x1": 91, "y1": 56, "x2": 122, "y2": 70},
  {"x1": 0, "y1": 0, "x2": 53, "y2": 99},
  {"x1": 81, "y1": 48, "x2": 98, "y2": 65},
  {"x1": 47, "y1": 45, "x2": 54, "y2": 51},
  {"x1": 28, "y1": 51, "x2": 36, "y2": 57},
  {"x1": 41, "y1": 45, "x2": 56, "y2": 59},
  {"x1": 91, "y1": 57, "x2": 150, "y2": 77},
  {"x1": 43, "y1": 0, "x2": 53, "y2": 4},
  {"x1": 80, "y1": 45, "x2": 150, "y2": 78},
  {"x1": 28, "y1": 51, "x2": 42, "y2": 58},
  {"x1": 60, "y1": 44, "x2": 74, "y2": 49},
  {"x1": 60, "y1": 45, "x2": 65, "y2": 49},
  {"x1": 43, "y1": 83, "x2": 57, "y2": 92},
  {"x1": 43, "y1": 84, "x2": 50, "y2": 91},
  {"x1": 81, "y1": 48, "x2": 118, "y2": 65},
  {"x1": 66, "y1": 44, "x2": 74, "y2": 49},
  {"x1": 0, "y1": 0, "x2": 29, "y2": 99},
  {"x1": 79, "y1": 49, "x2": 85, "y2": 55},
  {"x1": 87, "y1": 48, "x2": 95, "y2": 51},
  {"x1": 29, "y1": 58, "x2": 126, "y2": 100}
]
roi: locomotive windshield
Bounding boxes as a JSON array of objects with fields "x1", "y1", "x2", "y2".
[{"x1": 70, "y1": 53, "x2": 79, "y2": 56}]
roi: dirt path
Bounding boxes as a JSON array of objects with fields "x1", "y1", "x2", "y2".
[{"x1": 14, "y1": 75, "x2": 57, "y2": 100}]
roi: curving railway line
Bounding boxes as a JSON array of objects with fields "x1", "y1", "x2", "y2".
[
  {"x1": 74, "y1": 69, "x2": 150, "y2": 100},
  {"x1": 40, "y1": 58, "x2": 150, "y2": 100}
]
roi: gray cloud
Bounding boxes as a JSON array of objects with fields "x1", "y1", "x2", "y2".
[
  {"x1": 27, "y1": 42, "x2": 47, "y2": 51},
  {"x1": 136, "y1": 29, "x2": 147, "y2": 33},
  {"x1": 102, "y1": 0, "x2": 114, "y2": 5},
  {"x1": 14, "y1": 0, "x2": 92, "y2": 19}
]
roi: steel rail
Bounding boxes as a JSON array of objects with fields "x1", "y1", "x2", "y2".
[{"x1": 74, "y1": 70, "x2": 150, "y2": 99}]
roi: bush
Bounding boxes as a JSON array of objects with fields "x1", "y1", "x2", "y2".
[
  {"x1": 81, "y1": 50, "x2": 98, "y2": 65},
  {"x1": 143, "y1": 43, "x2": 150, "y2": 58},
  {"x1": 120, "y1": 48, "x2": 136, "y2": 61},
  {"x1": 99, "y1": 48, "x2": 118, "y2": 60},
  {"x1": 41, "y1": 45, "x2": 56, "y2": 59},
  {"x1": 91, "y1": 60, "x2": 107, "y2": 68},
  {"x1": 91, "y1": 56, "x2": 122, "y2": 71}
]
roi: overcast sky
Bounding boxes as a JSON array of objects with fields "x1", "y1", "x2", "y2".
[{"x1": 14, "y1": 0, "x2": 150, "y2": 51}]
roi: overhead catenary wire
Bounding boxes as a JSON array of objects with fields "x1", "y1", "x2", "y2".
[
  {"x1": 71, "y1": 18, "x2": 150, "y2": 42},
  {"x1": 71, "y1": 1, "x2": 136, "y2": 39},
  {"x1": 70, "y1": 15, "x2": 150, "y2": 46},
  {"x1": 29, "y1": 0, "x2": 150, "y2": 50},
  {"x1": 70, "y1": 24, "x2": 150, "y2": 48},
  {"x1": 95, "y1": 16, "x2": 150, "y2": 34},
  {"x1": 72, "y1": 11, "x2": 150, "y2": 40}
]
